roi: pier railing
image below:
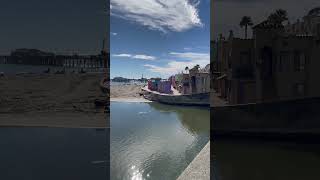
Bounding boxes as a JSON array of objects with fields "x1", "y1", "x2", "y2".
[{"x1": 0, "y1": 53, "x2": 109, "y2": 71}]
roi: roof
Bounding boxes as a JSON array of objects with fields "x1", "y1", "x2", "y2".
[
  {"x1": 216, "y1": 74, "x2": 227, "y2": 80},
  {"x1": 253, "y1": 20, "x2": 284, "y2": 30},
  {"x1": 199, "y1": 64, "x2": 210, "y2": 73}
]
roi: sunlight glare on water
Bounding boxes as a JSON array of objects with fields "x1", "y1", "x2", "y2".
[{"x1": 111, "y1": 102, "x2": 210, "y2": 180}]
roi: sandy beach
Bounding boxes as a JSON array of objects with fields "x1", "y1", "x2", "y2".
[
  {"x1": 0, "y1": 73, "x2": 109, "y2": 128},
  {"x1": 110, "y1": 84, "x2": 151, "y2": 102}
]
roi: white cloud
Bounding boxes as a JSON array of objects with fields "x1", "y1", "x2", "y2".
[
  {"x1": 144, "y1": 52, "x2": 209, "y2": 76},
  {"x1": 110, "y1": 0, "x2": 202, "y2": 32},
  {"x1": 169, "y1": 52, "x2": 209, "y2": 61},
  {"x1": 112, "y1": 54, "x2": 132, "y2": 57},
  {"x1": 111, "y1": 32, "x2": 118, "y2": 36},
  {"x1": 112, "y1": 53, "x2": 156, "y2": 61},
  {"x1": 132, "y1": 54, "x2": 156, "y2": 60}
]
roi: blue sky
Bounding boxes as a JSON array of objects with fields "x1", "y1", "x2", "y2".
[
  {"x1": 110, "y1": 0, "x2": 210, "y2": 79},
  {"x1": 213, "y1": 0, "x2": 319, "y2": 39},
  {"x1": 0, "y1": 0, "x2": 107, "y2": 55}
]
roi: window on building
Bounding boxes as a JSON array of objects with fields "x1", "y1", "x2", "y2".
[
  {"x1": 279, "y1": 56, "x2": 283, "y2": 72},
  {"x1": 300, "y1": 53, "x2": 306, "y2": 71},
  {"x1": 282, "y1": 40, "x2": 288, "y2": 47},
  {"x1": 294, "y1": 51, "x2": 299, "y2": 71},
  {"x1": 240, "y1": 52, "x2": 250, "y2": 65},
  {"x1": 279, "y1": 52, "x2": 289, "y2": 72},
  {"x1": 317, "y1": 39, "x2": 320, "y2": 47},
  {"x1": 294, "y1": 51, "x2": 306, "y2": 72},
  {"x1": 293, "y1": 83, "x2": 305, "y2": 96}
]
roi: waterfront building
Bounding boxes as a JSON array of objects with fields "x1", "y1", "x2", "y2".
[
  {"x1": 146, "y1": 65, "x2": 210, "y2": 95},
  {"x1": 179, "y1": 65, "x2": 210, "y2": 95},
  {"x1": 181, "y1": 73, "x2": 191, "y2": 94},
  {"x1": 285, "y1": 7, "x2": 320, "y2": 36},
  {"x1": 169, "y1": 76, "x2": 176, "y2": 89},
  {"x1": 148, "y1": 78, "x2": 161, "y2": 91},
  {"x1": 213, "y1": 8, "x2": 320, "y2": 105},
  {"x1": 157, "y1": 80, "x2": 172, "y2": 94}
]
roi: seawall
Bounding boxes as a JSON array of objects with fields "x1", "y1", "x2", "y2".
[
  {"x1": 212, "y1": 97, "x2": 320, "y2": 137},
  {"x1": 177, "y1": 142, "x2": 210, "y2": 180}
]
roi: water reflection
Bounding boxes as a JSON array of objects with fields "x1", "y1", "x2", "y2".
[
  {"x1": 0, "y1": 127, "x2": 108, "y2": 180},
  {"x1": 111, "y1": 102, "x2": 210, "y2": 180},
  {"x1": 148, "y1": 102, "x2": 210, "y2": 134},
  {"x1": 130, "y1": 165, "x2": 144, "y2": 180},
  {"x1": 213, "y1": 139, "x2": 320, "y2": 180}
]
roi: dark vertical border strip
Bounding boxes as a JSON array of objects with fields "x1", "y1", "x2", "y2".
[
  {"x1": 210, "y1": 0, "x2": 215, "y2": 180},
  {"x1": 104, "y1": 0, "x2": 110, "y2": 179}
]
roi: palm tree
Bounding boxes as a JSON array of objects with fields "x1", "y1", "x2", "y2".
[
  {"x1": 240, "y1": 16, "x2": 253, "y2": 39},
  {"x1": 267, "y1": 9, "x2": 288, "y2": 25},
  {"x1": 308, "y1": 7, "x2": 320, "y2": 16}
]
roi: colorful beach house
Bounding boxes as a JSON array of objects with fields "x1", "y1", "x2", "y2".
[
  {"x1": 178, "y1": 65, "x2": 210, "y2": 95},
  {"x1": 158, "y1": 80, "x2": 172, "y2": 94},
  {"x1": 148, "y1": 78, "x2": 161, "y2": 91}
]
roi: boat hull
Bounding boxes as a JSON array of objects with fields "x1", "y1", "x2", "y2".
[{"x1": 142, "y1": 88, "x2": 209, "y2": 106}]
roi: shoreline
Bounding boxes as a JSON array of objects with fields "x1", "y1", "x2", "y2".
[
  {"x1": 110, "y1": 97, "x2": 151, "y2": 103},
  {"x1": 110, "y1": 83, "x2": 147, "y2": 102}
]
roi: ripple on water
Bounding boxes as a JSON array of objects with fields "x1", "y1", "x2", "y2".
[{"x1": 110, "y1": 102, "x2": 210, "y2": 180}]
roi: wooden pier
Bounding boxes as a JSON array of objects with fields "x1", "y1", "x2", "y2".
[{"x1": 0, "y1": 49, "x2": 109, "y2": 70}]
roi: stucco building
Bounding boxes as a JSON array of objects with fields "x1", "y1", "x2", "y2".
[
  {"x1": 213, "y1": 8, "x2": 320, "y2": 105},
  {"x1": 179, "y1": 65, "x2": 210, "y2": 95}
]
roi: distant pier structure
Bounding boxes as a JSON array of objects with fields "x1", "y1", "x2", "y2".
[
  {"x1": 0, "y1": 55, "x2": 9, "y2": 64},
  {"x1": 0, "y1": 48, "x2": 109, "y2": 71}
]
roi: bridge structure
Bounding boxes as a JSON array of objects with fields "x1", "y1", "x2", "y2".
[
  {"x1": 1, "y1": 10, "x2": 110, "y2": 71},
  {"x1": 0, "y1": 50, "x2": 109, "y2": 71}
]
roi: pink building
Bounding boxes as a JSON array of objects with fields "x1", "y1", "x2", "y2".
[{"x1": 158, "y1": 80, "x2": 172, "y2": 94}]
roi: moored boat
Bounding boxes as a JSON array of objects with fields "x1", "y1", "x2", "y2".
[{"x1": 141, "y1": 86, "x2": 210, "y2": 106}]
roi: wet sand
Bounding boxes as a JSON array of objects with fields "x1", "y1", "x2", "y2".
[{"x1": 0, "y1": 73, "x2": 109, "y2": 128}]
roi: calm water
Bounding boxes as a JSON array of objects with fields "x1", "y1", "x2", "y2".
[
  {"x1": 0, "y1": 128, "x2": 108, "y2": 180},
  {"x1": 110, "y1": 102, "x2": 210, "y2": 180},
  {"x1": 213, "y1": 139, "x2": 320, "y2": 180}
]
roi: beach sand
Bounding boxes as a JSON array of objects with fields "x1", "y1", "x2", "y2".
[
  {"x1": 110, "y1": 84, "x2": 150, "y2": 102},
  {"x1": 0, "y1": 73, "x2": 109, "y2": 128}
]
